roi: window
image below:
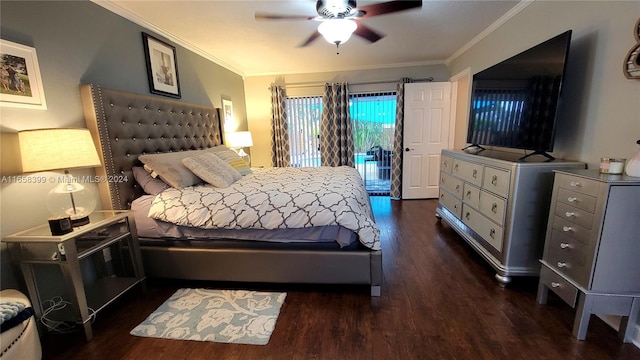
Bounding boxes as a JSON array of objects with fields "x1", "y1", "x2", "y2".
[
  {"x1": 286, "y1": 97, "x2": 322, "y2": 167},
  {"x1": 285, "y1": 92, "x2": 397, "y2": 195}
]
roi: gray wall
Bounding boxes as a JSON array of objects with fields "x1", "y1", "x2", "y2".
[
  {"x1": 448, "y1": 1, "x2": 640, "y2": 170},
  {"x1": 0, "y1": 0, "x2": 246, "y2": 289},
  {"x1": 448, "y1": 0, "x2": 640, "y2": 342}
]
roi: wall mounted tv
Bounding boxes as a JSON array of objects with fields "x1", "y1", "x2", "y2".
[{"x1": 466, "y1": 30, "x2": 572, "y2": 160}]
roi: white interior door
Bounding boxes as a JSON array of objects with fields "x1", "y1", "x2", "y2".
[{"x1": 402, "y1": 82, "x2": 452, "y2": 199}]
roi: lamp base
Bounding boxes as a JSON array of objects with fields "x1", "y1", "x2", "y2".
[{"x1": 71, "y1": 215, "x2": 90, "y2": 227}]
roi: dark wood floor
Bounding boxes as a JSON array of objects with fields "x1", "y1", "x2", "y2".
[{"x1": 41, "y1": 198, "x2": 640, "y2": 360}]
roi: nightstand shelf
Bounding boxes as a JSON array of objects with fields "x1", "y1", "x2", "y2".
[{"x1": 2, "y1": 210, "x2": 145, "y2": 341}]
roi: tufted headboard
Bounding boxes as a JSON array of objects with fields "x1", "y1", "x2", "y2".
[{"x1": 80, "y1": 84, "x2": 223, "y2": 210}]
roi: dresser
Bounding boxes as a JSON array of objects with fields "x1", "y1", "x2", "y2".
[
  {"x1": 536, "y1": 170, "x2": 640, "y2": 342},
  {"x1": 436, "y1": 149, "x2": 585, "y2": 285}
]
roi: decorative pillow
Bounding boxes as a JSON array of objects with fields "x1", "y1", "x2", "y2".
[
  {"x1": 0, "y1": 301, "x2": 35, "y2": 333},
  {"x1": 215, "y1": 149, "x2": 252, "y2": 176},
  {"x1": 138, "y1": 150, "x2": 208, "y2": 188},
  {"x1": 132, "y1": 167, "x2": 169, "y2": 195},
  {"x1": 182, "y1": 153, "x2": 242, "y2": 188}
]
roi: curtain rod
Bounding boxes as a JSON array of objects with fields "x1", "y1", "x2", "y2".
[{"x1": 282, "y1": 77, "x2": 434, "y2": 89}]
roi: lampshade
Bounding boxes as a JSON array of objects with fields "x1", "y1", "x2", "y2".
[
  {"x1": 18, "y1": 128, "x2": 101, "y2": 227},
  {"x1": 318, "y1": 19, "x2": 357, "y2": 45},
  {"x1": 18, "y1": 128, "x2": 101, "y2": 172},
  {"x1": 226, "y1": 131, "x2": 254, "y2": 149}
]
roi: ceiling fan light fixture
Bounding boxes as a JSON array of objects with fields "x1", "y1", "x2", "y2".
[{"x1": 318, "y1": 19, "x2": 357, "y2": 45}]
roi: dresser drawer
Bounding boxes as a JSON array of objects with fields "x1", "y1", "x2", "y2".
[
  {"x1": 440, "y1": 172, "x2": 463, "y2": 198},
  {"x1": 463, "y1": 183, "x2": 480, "y2": 209},
  {"x1": 551, "y1": 216, "x2": 594, "y2": 245},
  {"x1": 462, "y1": 205, "x2": 504, "y2": 252},
  {"x1": 439, "y1": 189, "x2": 462, "y2": 219},
  {"x1": 479, "y1": 190, "x2": 506, "y2": 226},
  {"x1": 546, "y1": 229, "x2": 591, "y2": 266},
  {"x1": 540, "y1": 265, "x2": 578, "y2": 307},
  {"x1": 452, "y1": 159, "x2": 483, "y2": 187},
  {"x1": 483, "y1": 166, "x2": 510, "y2": 198},
  {"x1": 554, "y1": 202, "x2": 595, "y2": 230},
  {"x1": 555, "y1": 173, "x2": 599, "y2": 197},
  {"x1": 441, "y1": 155, "x2": 453, "y2": 174},
  {"x1": 545, "y1": 232, "x2": 590, "y2": 287},
  {"x1": 556, "y1": 187, "x2": 597, "y2": 213}
]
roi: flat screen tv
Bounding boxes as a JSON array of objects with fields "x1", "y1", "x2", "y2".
[{"x1": 465, "y1": 30, "x2": 572, "y2": 160}]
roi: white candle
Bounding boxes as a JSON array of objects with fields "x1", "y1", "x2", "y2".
[{"x1": 609, "y1": 160, "x2": 625, "y2": 174}]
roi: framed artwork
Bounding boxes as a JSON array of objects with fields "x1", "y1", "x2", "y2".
[
  {"x1": 142, "y1": 32, "x2": 181, "y2": 98},
  {"x1": 222, "y1": 98, "x2": 235, "y2": 130},
  {"x1": 0, "y1": 40, "x2": 47, "y2": 109}
]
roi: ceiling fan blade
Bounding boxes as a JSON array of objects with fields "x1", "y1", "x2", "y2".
[
  {"x1": 354, "y1": 23, "x2": 385, "y2": 43},
  {"x1": 356, "y1": 0, "x2": 422, "y2": 19},
  {"x1": 299, "y1": 31, "x2": 322, "y2": 47},
  {"x1": 255, "y1": 12, "x2": 316, "y2": 21}
]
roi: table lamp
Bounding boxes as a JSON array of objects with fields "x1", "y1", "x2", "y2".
[
  {"x1": 18, "y1": 128, "x2": 102, "y2": 226},
  {"x1": 226, "y1": 131, "x2": 253, "y2": 164}
]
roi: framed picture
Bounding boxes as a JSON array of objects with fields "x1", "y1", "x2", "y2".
[
  {"x1": 222, "y1": 98, "x2": 235, "y2": 130},
  {"x1": 0, "y1": 40, "x2": 47, "y2": 109},
  {"x1": 142, "y1": 32, "x2": 181, "y2": 98}
]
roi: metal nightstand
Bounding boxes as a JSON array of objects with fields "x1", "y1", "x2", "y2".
[{"x1": 2, "y1": 210, "x2": 145, "y2": 341}]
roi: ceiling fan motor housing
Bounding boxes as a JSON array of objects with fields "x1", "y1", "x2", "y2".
[{"x1": 317, "y1": 0, "x2": 357, "y2": 18}]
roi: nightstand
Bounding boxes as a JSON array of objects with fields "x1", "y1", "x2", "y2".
[{"x1": 2, "y1": 210, "x2": 145, "y2": 341}]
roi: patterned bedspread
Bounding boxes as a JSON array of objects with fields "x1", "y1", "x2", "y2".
[{"x1": 148, "y1": 166, "x2": 380, "y2": 250}]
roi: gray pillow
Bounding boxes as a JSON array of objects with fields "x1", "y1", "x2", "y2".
[
  {"x1": 137, "y1": 146, "x2": 231, "y2": 188},
  {"x1": 182, "y1": 153, "x2": 242, "y2": 188},
  {"x1": 138, "y1": 151, "x2": 203, "y2": 188},
  {"x1": 132, "y1": 166, "x2": 170, "y2": 195}
]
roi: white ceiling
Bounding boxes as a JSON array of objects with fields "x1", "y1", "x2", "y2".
[{"x1": 96, "y1": 0, "x2": 524, "y2": 77}]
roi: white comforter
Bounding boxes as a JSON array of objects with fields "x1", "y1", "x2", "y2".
[{"x1": 148, "y1": 166, "x2": 381, "y2": 250}]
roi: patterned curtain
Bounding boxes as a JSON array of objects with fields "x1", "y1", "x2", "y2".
[
  {"x1": 270, "y1": 85, "x2": 291, "y2": 167},
  {"x1": 390, "y1": 78, "x2": 412, "y2": 199},
  {"x1": 320, "y1": 82, "x2": 355, "y2": 167}
]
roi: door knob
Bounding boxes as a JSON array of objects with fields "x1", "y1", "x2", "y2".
[{"x1": 405, "y1": 148, "x2": 414, "y2": 152}]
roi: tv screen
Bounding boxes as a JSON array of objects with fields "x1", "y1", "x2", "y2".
[{"x1": 466, "y1": 30, "x2": 572, "y2": 159}]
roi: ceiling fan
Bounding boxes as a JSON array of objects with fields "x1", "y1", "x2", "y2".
[{"x1": 255, "y1": 0, "x2": 423, "y2": 53}]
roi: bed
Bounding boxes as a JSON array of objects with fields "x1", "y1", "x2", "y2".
[{"x1": 80, "y1": 84, "x2": 382, "y2": 296}]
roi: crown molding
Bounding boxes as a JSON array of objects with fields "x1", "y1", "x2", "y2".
[
  {"x1": 92, "y1": 0, "x2": 245, "y2": 77},
  {"x1": 446, "y1": 0, "x2": 536, "y2": 66}
]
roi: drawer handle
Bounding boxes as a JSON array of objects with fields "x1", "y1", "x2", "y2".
[
  {"x1": 454, "y1": 164, "x2": 459, "y2": 171},
  {"x1": 455, "y1": 184, "x2": 460, "y2": 191},
  {"x1": 491, "y1": 203, "x2": 498, "y2": 213},
  {"x1": 557, "y1": 262, "x2": 567, "y2": 268},
  {"x1": 440, "y1": 193, "x2": 444, "y2": 199},
  {"x1": 491, "y1": 175, "x2": 498, "y2": 185},
  {"x1": 565, "y1": 212, "x2": 575, "y2": 217},
  {"x1": 562, "y1": 226, "x2": 574, "y2": 232},
  {"x1": 551, "y1": 282, "x2": 561, "y2": 288},
  {"x1": 465, "y1": 212, "x2": 471, "y2": 220},
  {"x1": 560, "y1": 243, "x2": 570, "y2": 249},
  {"x1": 454, "y1": 204, "x2": 458, "y2": 210},
  {"x1": 489, "y1": 228, "x2": 496, "y2": 238},
  {"x1": 441, "y1": 177, "x2": 445, "y2": 184},
  {"x1": 443, "y1": 160, "x2": 448, "y2": 166},
  {"x1": 472, "y1": 169, "x2": 478, "y2": 178},
  {"x1": 567, "y1": 197, "x2": 577, "y2": 203},
  {"x1": 570, "y1": 181, "x2": 581, "y2": 188},
  {"x1": 466, "y1": 190, "x2": 472, "y2": 198}
]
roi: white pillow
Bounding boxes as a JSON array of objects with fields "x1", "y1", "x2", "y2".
[{"x1": 182, "y1": 152, "x2": 242, "y2": 188}]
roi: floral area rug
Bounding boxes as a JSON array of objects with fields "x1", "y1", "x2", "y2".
[{"x1": 130, "y1": 288, "x2": 286, "y2": 345}]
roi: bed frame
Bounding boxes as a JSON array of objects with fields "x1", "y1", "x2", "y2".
[{"x1": 80, "y1": 84, "x2": 382, "y2": 296}]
